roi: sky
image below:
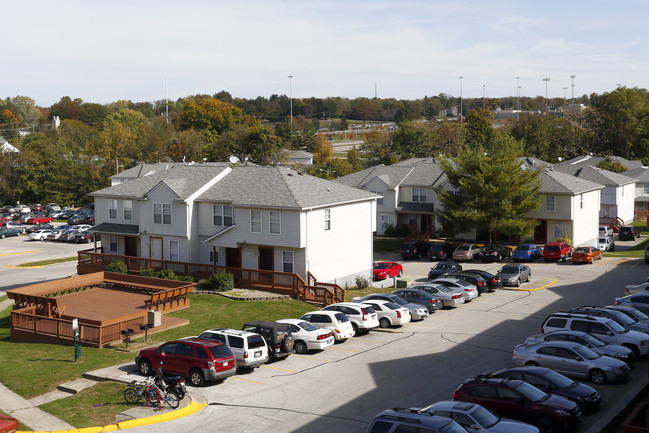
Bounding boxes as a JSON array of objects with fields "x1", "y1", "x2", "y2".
[{"x1": 3, "y1": 1, "x2": 648, "y2": 107}]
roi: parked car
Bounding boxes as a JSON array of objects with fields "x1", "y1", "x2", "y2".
[
  {"x1": 624, "y1": 280, "x2": 649, "y2": 296},
  {"x1": 47, "y1": 210, "x2": 66, "y2": 219},
  {"x1": 453, "y1": 244, "x2": 482, "y2": 262},
  {"x1": 276, "y1": 319, "x2": 335, "y2": 353},
  {"x1": 400, "y1": 240, "x2": 430, "y2": 260},
  {"x1": 598, "y1": 237, "x2": 615, "y2": 252},
  {"x1": 25, "y1": 215, "x2": 53, "y2": 225},
  {"x1": 511, "y1": 340, "x2": 630, "y2": 384},
  {"x1": 322, "y1": 302, "x2": 379, "y2": 335},
  {"x1": 44, "y1": 203, "x2": 60, "y2": 212},
  {"x1": 373, "y1": 261, "x2": 403, "y2": 280},
  {"x1": 543, "y1": 242, "x2": 572, "y2": 262},
  {"x1": 409, "y1": 283, "x2": 465, "y2": 308},
  {"x1": 16, "y1": 205, "x2": 30, "y2": 214},
  {"x1": 135, "y1": 338, "x2": 237, "y2": 386},
  {"x1": 30, "y1": 204, "x2": 43, "y2": 212},
  {"x1": 46, "y1": 228, "x2": 66, "y2": 241},
  {"x1": 431, "y1": 277, "x2": 479, "y2": 301},
  {"x1": 299, "y1": 310, "x2": 355, "y2": 342},
  {"x1": 71, "y1": 224, "x2": 92, "y2": 231},
  {"x1": 496, "y1": 264, "x2": 531, "y2": 287},
  {"x1": 359, "y1": 299, "x2": 410, "y2": 328},
  {"x1": 427, "y1": 243, "x2": 456, "y2": 261},
  {"x1": 571, "y1": 246, "x2": 602, "y2": 264},
  {"x1": 512, "y1": 244, "x2": 542, "y2": 262},
  {"x1": 525, "y1": 330, "x2": 635, "y2": 365},
  {"x1": 452, "y1": 377, "x2": 582, "y2": 433},
  {"x1": 196, "y1": 328, "x2": 269, "y2": 368},
  {"x1": 1, "y1": 221, "x2": 25, "y2": 233},
  {"x1": 28, "y1": 229, "x2": 53, "y2": 241},
  {"x1": 73, "y1": 231, "x2": 99, "y2": 243},
  {"x1": 448, "y1": 271, "x2": 489, "y2": 294},
  {"x1": 428, "y1": 261, "x2": 462, "y2": 280},
  {"x1": 605, "y1": 304, "x2": 649, "y2": 325},
  {"x1": 599, "y1": 225, "x2": 614, "y2": 238},
  {"x1": 242, "y1": 320, "x2": 294, "y2": 360},
  {"x1": 353, "y1": 293, "x2": 429, "y2": 322},
  {"x1": 0, "y1": 227, "x2": 20, "y2": 238},
  {"x1": 480, "y1": 243, "x2": 512, "y2": 263},
  {"x1": 569, "y1": 306, "x2": 649, "y2": 334},
  {"x1": 539, "y1": 311, "x2": 649, "y2": 358},
  {"x1": 25, "y1": 223, "x2": 54, "y2": 234},
  {"x1": 83, "y1": 211, "x2": 95, "y2": 225},
  {"x1": 463, "y1": 269, "x2": 503, "y2": 291},
  {"x1": 615, "y1": 294, "x2": 649, "y2": 315},
  {"x1": 391, "y1": 287, "x2": 444, "y2": 313},
  {"x1": 619, "y1": 225, "x2": 641, "y2": 241},
  {"x1": 484, "y1": 366, "x2": 602, "y2": 413},
  {"x1": 423, "y1": 400, "x2": 541, "y2": 433},
  {"x1": 366, "y1": 408, "x2": 468, "y2": 433}
]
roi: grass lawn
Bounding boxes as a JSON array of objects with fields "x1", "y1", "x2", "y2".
[
  {"x1": 374, "y1": 237, "x2": 403, "y2": 252},
  {"x1": 18, "y1": 256, "x2": 78, "y2": 267}
]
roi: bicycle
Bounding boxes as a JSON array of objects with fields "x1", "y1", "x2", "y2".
[
  {"x1": 146, "y1": 380, "x2": 180, "y2": 410},
  {"x1": 123, "y1": 377, "x2": 153, "y2": 404}
]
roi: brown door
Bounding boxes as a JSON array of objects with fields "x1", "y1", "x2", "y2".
[
  {"x1": 226, "y1": 247, "x2": 241, "y2": 268},
  {"x1": 534, "y1": 220, "x2": 547, "y2": 244},
  {"x1": 124, "y1": 237, "x2": 137, "y2": 257},
  {"x1": 421, "y1": 214, "x2": 433, "y2": 234},
  {"x1": 259, "y1": 247, "x2": 274, "y2": 271}
]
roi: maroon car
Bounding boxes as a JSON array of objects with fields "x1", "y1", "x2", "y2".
[{"x1": 135, "y1": 338, "x2": 237, "y2": 387}]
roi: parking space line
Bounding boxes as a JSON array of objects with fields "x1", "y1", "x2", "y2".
[
  {"x1": 260, "y1": 365, "x2": 298, "y2": 373},
  {"x1": 327, "y1": 346, "x2": 359, "y2": 353},
  {"x1": 0, "y1": 250, "x2": 42, "y2": 257},
  {"x1": 230, "y1": 376, "x2": 264, "y2": 384},
  {"x1": 507, "y1": 278, "x2": 558, "y2": 292},
  {"x1": 632, "y1": 259, "x2": 644, "y2": 268},
  {"x1": 596, "y1": 258, "x2": 614, "y2": 267},
  {"x1": 291, "y1": 355, "x2": 330, "y2": 362}
]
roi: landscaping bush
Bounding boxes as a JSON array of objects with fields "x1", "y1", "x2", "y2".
[
  {"x1": 395, "y1": 225, "x2": 410, "y2": 237},
  {"x1": 105, "y1": 261, "x2": 128, "y2": 274},
  {"x1": 383, "y1": 224, "x2": 396, "y2": 237},
  {"x1": 176, "y1": 275, "x2": 195, "y2": 282},
  {"x1": 139, "y1": 268, "x2": 156, "y2": 277},
  {"x1": 355, "y1": 275, "x2": 370, "y2": 290},
  {"x1": 208, "y1": 271, "x2": 235, "y2": 292},
  {"x1": 158, "y1": 269, "x2": 176, "y2": 279},
  {"x1": 557, "y1": 233, "x2": 573, "y2": 247}
]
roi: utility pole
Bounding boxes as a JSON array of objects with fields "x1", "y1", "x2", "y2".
[
  {"x1": 165, "y1": 76, "x2": 169, "y2": 124},
  {"x1": 458, "y1": 76, "x2": 463, "y2": 121},
  {"x1": 288, "y1": 75, "x2": 293, "y2": 131}
]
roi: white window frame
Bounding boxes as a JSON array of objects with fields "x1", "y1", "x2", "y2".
[
  {"x1": 644, "y1": 184, "x2": 649, "y2": 195},
  {"x1": 250, "y1": 210, "x2": 261, "y2": 233},
  {"x1": 153, "y1": 203, "x2": 172, "y2": 225},
  {"x1": 412, "y1": 188, "x2": 427, "y2": 203},
  {"x1": 371, "y1": 191, "x2": 384, "y2": 206},
  {"x1": 109, "y1": 199, "x2": 118, "y2": 220},
  {"x1": 269, "y1": 211, "x2": 281, "y2": 235},
  {"x1": 324, "y1": 208, "x2": 331, "y2": 231},
  {"x1": 169, "y1": 240, "x2": 179, "y2": 261},
  {"x1": 602, "y1": 205, "x2": 611, "y2": 217},
  {"x1": 123, "y1": 200, "x2": 132, "y2": 221},
  {"x1": 209, "y1": 248, "x2": 219, "y2": 264},
  {"x1": 545, "y1": 195, "x2": 556, "y2": 212},
  {"x1": 109, "y1": 235, "x2": 118, "y2": 252},
  {"x1": 553, "y1": 222, "x2": 564, "y2": 238},
  {"x1": 282, "y1": 250, "x2": 294, "y2": 273},
  {"x1": 380, "y1": 215, "x2": 390, "y2": 228},
  {"x1": 213, "y1": 205, "x2": 233, "y2": 226}
]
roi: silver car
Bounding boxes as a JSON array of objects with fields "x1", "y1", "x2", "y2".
[
  {"x1": 453, "y1": 243, "x2": 482, "y2": 261},
  {"x1": 423, "y1": 401, "x2": 539, "y2": 433},
  {"x1": 432, "y1": 277, "x2": 479, "y2": 301},
  {"x1": 615, "y1": 294, "x2": 649, "y2": 315},
  {"x1": 496, "y1": 264, "x2": 531, "y2": 287},
  {"x1": 525, "y1": 330, "x2": 635, "y2": 364},
  {"x1": 512, "y1": 340, "x2": 630, "y2": 384},
  {"x1": 410, "y1": 283, "x2": 465, "y2": 308},
  {"x1": 353, "y1": 293, "x2": 429, "y2": 321}
]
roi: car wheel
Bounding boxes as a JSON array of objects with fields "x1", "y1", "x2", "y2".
[
  {"x1": 398, "y1": 270, "x2": 403, "y2": 277},
  {"x1": 0, "y1": 234, "x2": 4, "y2": 239},
  {"x1": 515, "y1": 278, "x2": 520, "y2": 287},
  {"x1": 379, "y1": 317, "x2": 391, "y2": 329},
  {"x1": 293, "y1": 340, "x2": 307, "y2": 354},
  {"x1": 138, "y1": 359, "x2": 152, "y2": 376},
  {"x1": 281, "y1": 335, "x2": 294, "y2": 352},
  {"x1": 188, "y1": 369, "x2": 205, "y2": 387},
  {"x1": 589, "y1": 368, "x2": 606, "y2": 384},
  {"x1": 534, "y1": 415, "x2": 555, "y2": 433},
  {"x1": 351, "y1": 322, "x2": 359, "y2": 335},
  {"x1": 590, "y1": 257, "x2": 594, "y2": 264},
  {"x1": 496, "y1": 254, "x2": 502, "y2": 262}
]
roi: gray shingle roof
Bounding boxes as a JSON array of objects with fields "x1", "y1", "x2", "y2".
[
  {"x1": 197, "y1": 165, "x2": 377, "y2": 209},
  {"x1": 334, "y1": 165, "x2": 414, "y2": 189},
  {"x1": 553, "y1": 164, "x2": 636, "y2": 186},
  {"x1": 556, "y1": 155, "x2": 643, "y2": 171},
  {"x1": 541, "y1": 169, "x2": 603, "y2": 194},
  {"x1": 624, "y1": 166, "x2": 649, "y2": 182}
]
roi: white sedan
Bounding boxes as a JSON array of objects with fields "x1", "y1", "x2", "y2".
[
  {"x1": 625, "y1": 281, "x2": 649, "y2": 296},
  {"x1": 432, "y1": 277, "x2": 479, "y2": 301},
  {"x1": 29, "y1": 229, "x2": 52, "y2": 241},
  {"x1": 361, "y1": 299, "x2": 410, "y2": 328},
  {"x1": 276, "y1": 319, "x2": 335, "y2": 354}
]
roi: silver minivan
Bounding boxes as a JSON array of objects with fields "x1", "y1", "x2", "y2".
[{"x1": 197, "y1": 328, "x2": 269, "y2": 369}]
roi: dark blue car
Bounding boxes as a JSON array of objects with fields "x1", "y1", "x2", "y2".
[{"x1": 512, "y1": 243, "x2": 542, "y2": 262}]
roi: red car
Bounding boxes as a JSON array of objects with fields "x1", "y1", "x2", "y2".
[
  {"x1": 543, "y1": 242, "x2": 572, "y2": 262},
  {"x1": 135, "y1": 338, "x2": 237, "y2": 387},
  {"x1": 26, "y1": 215, "x2": 53, "y2": 225},
  {"x1": 572, "y1": 246, "x2": 602, "y2": 264},
  {"x1": 30, "y1": 204, "x2": 43, "y2": 212},
  {"x1": 373, "y1": 261, "x2": 403, "y2": 280}
]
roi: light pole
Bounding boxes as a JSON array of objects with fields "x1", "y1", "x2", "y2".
[
  {"x1": 570, "y1": 74, "x2": 576, "y2": 104},
  {"x1": 458, "y1": 76, "x2": 463, "y2": 121},
  {"x1": 543, "y1": 77, "x2": 551, "y2": 113},
  {"x1": 288, "y1": 75, "x2": 293, "y2": 131},
  {"x1": 516, "y1": 77, "x2": 520, "y2": 111},
  {"x1": 483, "y1": 84, "x2": 486, "y2": 110}
]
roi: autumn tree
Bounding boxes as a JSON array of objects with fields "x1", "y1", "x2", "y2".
[{"x1": 311, "y1": 133, "x2": 333, "y2": 165}]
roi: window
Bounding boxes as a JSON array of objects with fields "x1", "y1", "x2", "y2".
[
  {"x1": 371, "y1": 191, "x2": 384, "y2": 206},
  {"x1": 553, "y1": 222, "x2": 564, "y2": 238},
  {"x1": 213, "y1": 205, "x2": 233, "y2": 226},
  {"x1": 269, "y1": 211, "x2": 281, "y2": 234},
  {"x1": 109, "y1": 199, "x2": 118, "y2": 219},
  {"x1": 282, "y1": 250, "x2": 294, "y2": 273},
  {"x1": 408, "y1": 214, "x2": 416, "y2": 225},
  {"x1": 644, "y1": 184, "x2": 649, "y2": 195},
  {"x1": 637, "y1": 202, "x2": 644, "y2": 211},
  {"x1": 123, "y1": 200, "x2": 132, "y2": 220},
  {"x1": 209, "y1": 249, "x2": 219, "y2": 264},
  {"x1": 109, "y1": 235, "x2": 118, "y2": 252},
  {"x1": 380, "y1": 215, "x2": 390, "y2": 228},
  {"x1": 545, "y1": 195, "x2": 555, "y2": 211},
  {"x1": 153, "y1": 203, "x2": 172, "y2": 225},
  {"x1": 580, "y1": 194, "x2": 583, "y2": 209},
  {"x1": 412, "y1": 188, "x2": 427, "y2": 203},
  {"x1": 324, "y1": 208, "x2": 331, "y2": 231},
  {"x1": 250, "y1": 210, "x2": 261, "y2": 233},
  {"x1": 228, "y1": 336, "x2": 244, "y2": 349},
  {"x1": 169, "y1": 240, "x2": 179, "y2": 261}
]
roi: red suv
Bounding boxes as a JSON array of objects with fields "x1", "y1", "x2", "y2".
[
  {"x1": 453, "y1": 377, "x2": 581, "y2": 432},
  {"x1": 543, "y1": 242, "x2": 572, "y2": 262},
  {"x1": 135, "y1": 338, "x2": 237, "y2": 387}
]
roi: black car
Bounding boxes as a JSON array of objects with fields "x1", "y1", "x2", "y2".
[
  {"x1": 619, "y1": 225, "x2": 642, "y2": 241},
  {"x1": 480, "y1": 243, "x2": 512, "y2": 262},
  {"x1": 427, "y1": 261, "x2": 462, "y2": 280},
  {"x1": 485, "y1": 366, "x2": 602, "y2": 413},
  {"x1": 391, "y1": 288, "x2": 443, "y2": 313},
  {"x1": 463, "y1": 269, "x2": 503, "y2": 291},
  {"x1": 83, "y1": 211, "x2": 95, "y2": 225},
  {"x1": 242, "y1": 320, "x2": 294, "y2": 361},
  {"x1": 25, "y1": 223, "x2": 54, "y2": 234},
  {"x1": 447, "y1": 271, "x2": 489, "y2": 294},
  {"x1": 427, "y1": 243, "x2": 456, "y2": 261},
  {"x1": 400, "y1": 240, "x2": 430, "y2": 260}
]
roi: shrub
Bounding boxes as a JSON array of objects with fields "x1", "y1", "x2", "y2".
[
  {"x1": 139, "y1": 268, "x2": 156, "y2": 277},
  {"x1": 158, "y1": 269, "x2": 176, "y2": 279},
  {"x1": 395, "y1": 225, "x2": 410, "y2": 238},
  {"x1": 208, "y1": 271, "x2": 235, "y2": 292},
  {"x1": 383, "y1": 224, "x2": 396, "y2": 237},
  {"x1": 557, "y1": 233, "x2": 573, "y2": 247},
  {"x1": 176, "y1": 275, "x2": 195, "y2": 282},
  {"x1": 355, "y1": 275, "x2": 369, "y2": 290},
  {"x1": 106, "y1": 261, "x2": 128, "y2": 274}
]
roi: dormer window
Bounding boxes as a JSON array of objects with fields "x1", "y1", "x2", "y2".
[{"x1": 153, "y1": 203, "x2": 172, "y2": 224}]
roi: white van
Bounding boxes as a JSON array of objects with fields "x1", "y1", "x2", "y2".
[{"x1": 197, "y1": 328, "x2": 269, "y2": 369}]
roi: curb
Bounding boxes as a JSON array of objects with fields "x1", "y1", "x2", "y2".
[{"x1": 16, "y1": 398, "x2": 208, "y2": 433}]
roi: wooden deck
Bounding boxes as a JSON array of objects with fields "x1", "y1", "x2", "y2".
[{"x1": 57, "y1": 288, "x2": 149, "y2": 322}]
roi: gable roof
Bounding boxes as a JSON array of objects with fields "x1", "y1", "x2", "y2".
[
  {"x1": 556, "y1": 155, "x2": 643, "y2": 171},
  {"x1": 540, "y1": 168, "x2": 603, "y2": 194},
  {"x1": 553, "y1": 164, "x2": 636, "y2": 186},
  {"x1": 335, "y1": 158, "x2": 448, "y2": 190},
  {"x1": 197, "y1": 165, "x2": 377, "y2": 209},
  {"x1": 624, "y1": 166, "x2": 649, "y2": 183}
]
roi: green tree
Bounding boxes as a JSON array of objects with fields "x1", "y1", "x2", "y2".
[
  {"x1": 465, "y1": 108, "x2": 494, "y2": 149},
  {"x1": 11, "y1": 96, "x2": 43, "y2": 127},
  {"x1": 339, "y1": 115, "x2": 348, "y2": 131},
  {"x1": 596, "y1": 157, "x2": 627, "y2": 173},
  {"x1": 436, "y1": 135, "x2": 542, "y2": 243}
]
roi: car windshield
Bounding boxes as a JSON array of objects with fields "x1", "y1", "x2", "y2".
[
  {"x1": 483, "y1": 245, "x2": 498, "y2": 252},
  {"x1": 247, "y1": 335, "x2": 266, "y2": 348},
  {"x1": 515, "y1": 245, "x2": 530, "y2": 251},
  {"x1": 430, "y1": 245, "x2": 444, "y2": 251},
  {"x1": 499, "y1": 266, "x2": 519, "y2": 274},
  {"x1": 622, "y1": 308, "x2": 649, "y2": 321},
  {"x1": 573, "y1": 344, "x2": 600, "y2": 360},
  {"x1": 374, "y1": 263, "x2": 389, "y2": 270},
  {"x1": 208, "y1": 345, "x2": 233, "y2": 359},
  {"x1": 542, "y1": 369, "x2": 577, "y2": 388},
  {"x1": 607, "y1": 320, "x2": 627, "y2": 333},
  {"x1": 389, "y1": 296, "x2": 408, "y2": 306},
  {"x1": 451, "y1": 279, "x2": 470, "y2": 287},
  {"x1": 440, "y1": 420, "x2": 469, "y2": 433},
  {"x1": 430, "y1": 284, "x2": 452, "y2": 293},
  {"x1": 334, "y1": 312, "x2": 349, "y2": 323},
  {"x1": 605, "y1": 309, "x2": 635, "y2": 325},
  {"x1": 383, "y1": 302, "x2": 400, "y2": 310},
  {"x1": 514, "y1": 381, "x2": 548, "y2": 402},
  {"x1": 598, "y1": 238, "x2": 607, "y2": 244},
  {"x1": 581, "y1": 333, "x2": 606, "y2": 347},
  {"x1": 575, "y1": 247, "x2": 589, "y2": 253},
  {"x1": 457, "y1": 245, "x2": 469, "y2": 251},
  {"x1": 470, "y1": 405, "x2": 500, "y2": 429},
  {"x1": 298, "y1": 321, "x2": 319, "y2": 332},
  {"x1": 434, "y1": 263, "x2": 453, "y2": 270}
]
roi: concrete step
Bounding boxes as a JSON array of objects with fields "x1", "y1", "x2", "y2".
[{"x1": 56, "y1": 377, "x2": 98, "y2": 394}]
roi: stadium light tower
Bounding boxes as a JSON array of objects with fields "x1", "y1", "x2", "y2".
[
  {"x1": 543, "y1": 77, "x2": 551, "y2": 112},
  {"x1": 458, "y1": 76, "x2": 463, "y2": 121},
  {"x1": 288, "y1": 75, "x2": 293, "y2": 130},
  {"x1": 570, "y1": 74, "x2": 576, "y2": 103}
]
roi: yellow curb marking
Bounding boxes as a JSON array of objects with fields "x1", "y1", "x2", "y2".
[
  {"x1": 507, "y1": 278, "x2": 559, "y2": 292},
  {"x1": 5, "y1": 265, "x2": 44, "y2": 269},
  {"x1": 291, "y1": 354, "x2": 330, "y2": 362},
  {"x1": 0, "y1": 250, "x2": 42, "y2": 257},
  {"x1": 260, "y1": 365, "x2": 298, "y2": 373},
  {"x1": 230, "y1": 376, "x2": 264, "y2": 384},
  {"x1": 596, "y1": 258, "x2": 613, "y2": 267}
]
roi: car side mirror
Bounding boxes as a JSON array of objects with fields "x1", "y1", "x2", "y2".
[
  {"x1": 575, "y1": 357, "x2": 583, "y2": 361},
  {"x1": 607, "y1": 331, "x2": 614, "y2": 336},
  {"x1": 468, "y1": 425, "x2": 480, "y2": 431}
]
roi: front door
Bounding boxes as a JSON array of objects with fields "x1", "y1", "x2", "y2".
[
  {"x1": 150, "y1": 237, "x2": 163, "y2": 260},
  {"x1": 226, "y1": 247, "x2": 241, "y2": 268},
  {"x1": 125, "y1": 236, "x2": 137, "y2": 257},
  {"x1": 259, "y1": 247, "x2": 274, "y2": 271},
  {"x1": 534, "y1": 220, "x2": 547, "y2": 244}
]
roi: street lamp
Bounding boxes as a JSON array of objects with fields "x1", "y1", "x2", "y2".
[
  {"x1": 458, "y1": 76, "x2": 463, "y2": 121},
  {"x1": 516, "y1": 77, "x2": 520, "y2": 111},
  {"x1": 288, "y1": 75, "x2": 293, "y2": 131},
  {"x1": 483, "y1": 84, "x2": 486, "y2": 110},
  {"x1": 570, "y1": 75, "x2": 576, "y2": 104},
  {"x1": 543, "y1": 77, "x2": 551, "y2": 113}
]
